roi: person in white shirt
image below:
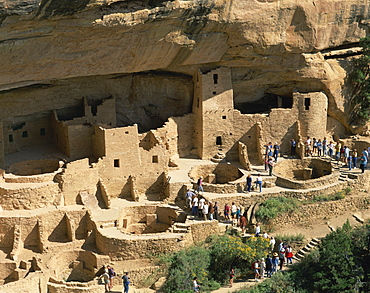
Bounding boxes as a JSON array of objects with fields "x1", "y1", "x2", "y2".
[
  {"x1": 270, "y1": 236, "x2": 276, "y2": 251},
  {"x1": 202, "y1": 201, "x2": 209, "y2": 221},
  {"x1": 255, "y1": 224, "x2": 261, "y2": 237},
  {"x1": 256, "y1": 174, "x2": 263, "y2": 192},
  {"x1": 198, "y1": 197, "x2": 205, "y2": 218}
]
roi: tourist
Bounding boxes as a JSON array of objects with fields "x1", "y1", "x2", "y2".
[
  {"x1": 260, "y1": 258, "x2": 266, "y2": 279},
  {"x1": 264, "y1": 142, "x2": 273, "y2": 158},
  {"x1": 246, "y1": 174, "x2": 252, "y2": 193},
  {"x1": 323, "y1": 137, "x2": 327, "y2": 156},
  {"x1": 256, "y1": 174, "x2": 263, "y2": 193},
  {"x1": 192, "y1": 195, "x2": 198, "y2": 216},
  {"x1": 290, "y1": 139, "x2": 296, "y2": 158},
  {"x1": 328, "y1": 141, "x2": 334, "y2": 158},
  {"x1": 229, "y1": 267, "x2": 235, "y2": 287},
  {"x1": 353, "y1": 149, "x2": 358, "y2": 169},
  {"x1": 224, "y1": 203, "x2": 231, "y2": 222},
  {"x1": 231, "y1": 202, "x2": 237, "y2": 220},
  {"x1": 213, "y1": 202, "x2": 219, "y2": 220},
  {"x1": 254, "y1": 260, "x2": 260, "y2": 281},
  {"x1": 348, "y1": 152, "x2": 353, "y2": 170},
  {"x1": 362, "y1": 148, "x2": 369, "y2": 167},
  {"x1": 98, "y1": 269, "x2": 110, "y2": 292},
  {"x1": 317, "y1": 139, "x2": 322, "y2": 157},
  {"x1": 273, "y1": 142, "x2": 280, "y2": 162},
  {"x1": 193, "y1": 277, "x2": 200, "y2": 292},
  {"x1": 272, "y1": 253, "x2": 279, "y2": 274},
  {"x1": 196, "y1": 176, "x2": 203, "y2": 195},
  {"x1": 208, "y1": 201, "x2": 214, "y2": 220},
  {"x1": 263, "y1": 231, "x2": 268, "y2": 238},
  {"x1": 236, "y1": 207, "x2": 241, "y2": 221},
  {"x1": 198, "y1": 196, "x2": 205, "y2": 218},
  {"x1": 255, "y1": 223, "x2": 261, "y2": 237},
  {"x1": 312, "y1": 138, "x2": 317, "y2": 156},
  {"x1": 268, "y1": 158, "x2": 275, "y2": 176},
  {"x1": 264, "y1": 155, "x2": 269, "y2": 172},
  {"x1": 185, "y1": 189, "x2": 195, "y2": 209},
  {"x1": 240, "y1": 214, "x2": 247, "y2": 234},
  {"x1": 305, "y1": 136, "x2": 311, "y2": 156},
  {"x1": 270, "y1": 236, "x2": 276, "y2": 251},
  {"x1": 279, "y1": 247, "x2": 285, "y2": 270},
  {"x1": 335, "y1": 142, "x2": 341, "y2": 161},
  {"x1": 265, "y1": 255, "x2": 273, "y2": 278},
  {"x1": 360, "y1": 153, "x2": 367, "y2": 173},
  {"x1": 344, "y1": 146, "x2": 350, "y2": 165},
  {"x1": 285, "y1": 245, "x2": 293, "y2": 264},
  {"x1": 122, "y1": 272, "x2": 130, "y2": 293},
  {"x1": 107, "y1": 265, "x2": 116, "y2": 291},
  {"x1": 202, "y1": 200, "x2": 209, "y2": 221}
]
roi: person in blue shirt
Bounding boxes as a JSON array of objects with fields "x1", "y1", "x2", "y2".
[
  {"x1": 360, "y1": 154, "x2": 367, "y2": 173},
  {"x1": 122, "y1": 272, "x2": 130, "y2": 293}
]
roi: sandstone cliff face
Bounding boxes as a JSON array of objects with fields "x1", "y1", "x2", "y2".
[{"x1": 0, "y1": 0, "x2": 369, "y2": 132}]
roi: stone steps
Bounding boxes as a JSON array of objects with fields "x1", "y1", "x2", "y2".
[
  {"x1": 293, "y1": 238, "x2": 321, "y2": 261},
  {"x1": 168, "y1": 222, "x2": 190, "y2": 233}
]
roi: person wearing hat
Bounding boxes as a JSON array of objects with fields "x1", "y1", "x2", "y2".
[{"x1": 272, "y1": 252, "x2": 279, "y2": 274}]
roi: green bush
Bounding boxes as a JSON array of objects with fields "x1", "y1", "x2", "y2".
[
  {"x1": 162, "y1": 246, "x2": 212, "y2": 293},
  {"x1": 255, "y1": 197, "x2": 301, "y2": 223}
]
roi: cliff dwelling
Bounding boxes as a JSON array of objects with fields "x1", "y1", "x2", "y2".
[{"x1": 0, "y1": 0, "x2": 370, "y2": 292}]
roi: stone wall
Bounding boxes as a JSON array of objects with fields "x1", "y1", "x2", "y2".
[
  {"x1": 0, "y1": 182, "x2": 61, "y2": 210},
  {"x1": 8, "y1": 159, "x2": 61, "y2": 176},
  {"x1": 57, "y1": 158, "x2": 99, "y2": 206},
  {"x1": 274, "y1": 195, "x2": 370, "y2": 226},
  {"x1": 0, "y1": 271, "x2": 49, "y2": 293}
]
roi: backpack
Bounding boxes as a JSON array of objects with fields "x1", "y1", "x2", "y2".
[{"x1": 251, "y1": 262, "x2": 256, "y2": 270}]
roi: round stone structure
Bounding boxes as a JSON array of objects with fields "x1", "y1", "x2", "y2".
[
  {"x1": 8, "y1": 159, "x2": 62, "y2": 176},
  {"x1": 189, "y1": 163, "x2": 244, "y2": 193},
  {"x1": 273, "y1": 158, "x2": 339, "y2": 189}
]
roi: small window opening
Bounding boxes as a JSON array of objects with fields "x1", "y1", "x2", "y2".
[
  {"x1": 222, "y1": 116, "x2": 226, "y2": 119},
  {"x1": 22, "y1": 131, "x2": 28, "y2": 138},
  {"x1": 213, "y1": 91, "x2": 217, "y2": 95},
  {"x1": 304, "y1": 98, "x2": 311, "y2": 110},
  {"x1": 152, "y1": 155, "x2": 158, "y2": 163},
  {"x1": 213, "y1": 74, "x2": 218, "y2": 84},
  {"x1": 91, "y1": 105, "x2": 98, "y2": 116},
  {"x1": 9, "y1": 134, "x2": 13, "y2": 142},
  {"x1": 125, "y1": 131, "x2": 129, "y2": 134},
  {"x1": 114, "y1": 159, "x2": 120, "y2": 167},
  {"x1": 216, "y1": 136, "x2": 222, "y2": 145},
  {"x1": 40, "y1": 128, "x2": 46, "y2": 136},
  {"x1": 197, "y1": 97, "x2": 200, "y2": 108}
]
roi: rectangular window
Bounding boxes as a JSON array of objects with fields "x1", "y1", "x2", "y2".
[
  {"x1": 213, "y1": 91, "x2": 217, "y2": 95},
  {"x1": 114, "y1": 159, "x2": 120, "y2": 168},
  {"x1": 216, "y1": 136, "x2": 222, "y2": 145},
  {"x1": 213, "y1": 74, "x2": 218, "y2": 84},
  {"x1": 9, "y1": 134, "x2": 13, "y2": 142},
  {"x1": 304, "y1": 98, "x2": 311, "y2": 110},
  {"x1": 152, "y1": 155, "x2": 158, "y2": 163},
  {"x1": 40, "y1": 128, "x2": 46, "y2": 136},
  {"x1": 125, "y1": 131, "x2": 129, "y2": 134},
  {"x1": 222, "y1": 116, "x2": 226, "y2": 119},
  {"x1": 22, "y1": 131, "x2": 28, "y2": 138}
]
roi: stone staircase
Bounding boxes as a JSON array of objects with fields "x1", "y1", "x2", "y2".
[
  {"x1": 293, "y1": 238, "x2": 321, "y2": 261},
  {"x1": 211, "y1": 152, "x2": 226, "y2": 163}
]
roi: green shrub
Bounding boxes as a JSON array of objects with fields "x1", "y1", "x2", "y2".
[
  {"x1": 255, "y1": 197, "x2": 301, "y2": 223},
  {"x1": 162, "y1": 246, "x2": 212, "y2": 293}
]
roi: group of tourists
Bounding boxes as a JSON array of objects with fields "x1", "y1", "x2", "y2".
[
  {"x1": 98, "y1": 266, "x2": 130, "y2": 293},
  {"x1": 186, "y1": 189, "x2": 220, "y2": 220},
  {"x1": 252, "y1": 238, "x2": 293, "y2": 282}
]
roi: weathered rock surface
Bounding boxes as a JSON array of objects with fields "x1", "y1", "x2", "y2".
[{"x1": 0, "y1": 0, "x2": 369, "y2": 132}]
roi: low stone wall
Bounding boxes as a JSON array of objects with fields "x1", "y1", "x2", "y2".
[
  {"x1": 0, "y1": 182, "x2": 61, "y2": 210},
  {"x1": 4, "y1": 169, "x2": 62, "y2": 183},
  {"x1": 8, "y1": 159, "x2": 62, "y2": 176},
  {"x1": 95, "y1": 229, "x2": 186, "y2": 260},
  {"x1": 0, "y1": 271, "x2": 49, "y2": 293},
  {"x1": 189, "y1": 220, "x2": 221, "y2": 245},
  {"x1": 274, "y1": 195, "x2": 370, "y2": 226},
  {"x1": 275, "y1": 171, "x2": 339, "y2": 189},
  {"x1": 48, "y1": 281, "x2": 102, "y2": 293},
  {"x1": 189, "y1": 164, "x2": 243, "y2": 184}
]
